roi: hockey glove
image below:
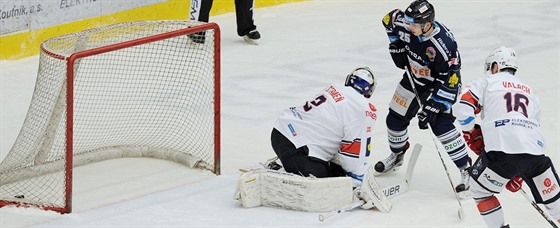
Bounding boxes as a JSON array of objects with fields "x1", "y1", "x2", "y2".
[
  {"x1": 417, "y1": 100, "x2": 446, "y2": 130},
  {"x1": 506, "y1": 176, "x2": 523, "y2": 193},
  {"x1": 389, "y1": 42, "x2": 407, "y2": 69},
  {"x1": 353, "y1": 188, "x2": 375, "y2": 210},
  {"x1": 462, "y1": 124, "x2": 484, "y2": 155}
]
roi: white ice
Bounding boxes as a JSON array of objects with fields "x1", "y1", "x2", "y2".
[{"x1": 1, "y1": 0, "x2": 559, "y2": 227}]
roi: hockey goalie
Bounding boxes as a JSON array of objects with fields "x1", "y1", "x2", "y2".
[{"x1": 234, "y1": 67, "x2": 422, "y2": 215}]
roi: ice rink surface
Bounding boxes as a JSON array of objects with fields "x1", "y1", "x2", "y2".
[{"x1": 1, "y1": 0, "x2": 559, "y2": 227}]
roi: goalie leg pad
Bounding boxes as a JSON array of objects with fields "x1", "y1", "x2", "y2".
[
  {"x1": 361, "y1": 165, "x2": 393, "y2": 212},
  {"x1": 235, "y1": 169, "x2": 354, "y2": 212}
]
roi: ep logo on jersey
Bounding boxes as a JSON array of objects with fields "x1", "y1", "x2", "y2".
[{"x1": 494, "y1": 119, "x2": 510, "y2": 127}]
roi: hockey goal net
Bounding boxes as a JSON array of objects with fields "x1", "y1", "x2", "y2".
[{"x1": 0, "y1": 21, "x2": 220, "y2": 213}]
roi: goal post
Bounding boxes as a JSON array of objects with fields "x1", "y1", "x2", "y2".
[{"x1": 0, "y1": 21, "x2": 221, "y2": 213}]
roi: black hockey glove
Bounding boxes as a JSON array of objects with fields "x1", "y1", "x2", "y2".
[
  {"x1": 389, "y1": 42, "x2": 407, "y2": 69},
  {"x1": 417, "y1": 100, "x2": 446, "y2": 130}
]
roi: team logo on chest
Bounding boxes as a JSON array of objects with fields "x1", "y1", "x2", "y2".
[
  {"x1": 426, "y1": 47, "x2": 436, "y2": 61},
  {"x1": 369, "y1": 103, "x2": 377, "y2": 112},
  {"x1": 366, "y1": 103, "x2": 377, "y2": 120}
]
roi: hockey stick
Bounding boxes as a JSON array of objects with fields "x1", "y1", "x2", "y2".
[
  {"x1": 382, "y1": 143, "x2": 422, "y2": 198},
  {"x1": 318, "y1": 200, "x2": 365, "y2": 222},
  {"x1": 318, "y1": 144, "x2": 422, "y2": 222},
  {"x1": 403, "y1": 66, "x2": 464, "y2": 220},
  {"x1": 519, "y1": 188, "x2": 559, "y2": 228}
]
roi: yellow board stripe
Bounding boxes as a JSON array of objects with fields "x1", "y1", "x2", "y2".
[{"x1": 0, "y1": 0, "x2": 305, "y2": 60}]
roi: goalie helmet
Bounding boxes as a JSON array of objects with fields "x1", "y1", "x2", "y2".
[
  {"x1": 345, "y1": 67, "x2": 376, "y2": 98},
  {"x1": 485, "y1": 46, "x2": 518, "y2": 73},
  {"x1": 405, "y1": 0, "x2": 435, "y2": 24}
]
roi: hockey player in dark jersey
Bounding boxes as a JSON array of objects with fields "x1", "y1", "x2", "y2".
[{"x1": 374, "y1": 0, "x2": 472, "y2": 194}]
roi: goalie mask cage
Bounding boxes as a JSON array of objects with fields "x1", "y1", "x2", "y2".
[{"x1": 0, "y1": 21, "x2": 221, "y2": 213}]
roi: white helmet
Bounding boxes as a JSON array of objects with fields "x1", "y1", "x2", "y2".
[
  {"x1": 345, "y1": 67, "x2": 376, "y2": 98},
  {"x1": 485, "y1": 46, "x2": 518, "y2": 73}
]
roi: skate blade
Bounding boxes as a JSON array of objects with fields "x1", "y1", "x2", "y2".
[
  {"x1": 374, "y1": 166, "x2": 402, "y2": 176},
  {"x1": 243, "y1": 36, "x2": 259, "y2": 45},
  {"x1": 457, "y1": 190, "x2": 471, "y2": 200}
]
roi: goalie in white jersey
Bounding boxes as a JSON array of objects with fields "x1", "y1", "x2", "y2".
[
  {"x1": 235, "y1": 67, "x2": 391, "y2": 213},
  {"x1": 454, "y1": 46, "x2": 560, "y2": 227},
  {"x1": 271, "y1": 67, "x2": 377, "y2": 189}
]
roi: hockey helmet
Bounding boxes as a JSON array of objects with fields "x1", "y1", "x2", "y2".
[
  {"x1": 485, "y1": 46, "x2": 518, "y2": 73},
  {"x1": 404, "y1": 0, "x2": 435, "y2": 24},
  {"x1": 345, "y1": 67, "x2": 376, "y2": 98}
]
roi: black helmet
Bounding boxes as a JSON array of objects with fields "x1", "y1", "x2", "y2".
[{"x1": 405, "y1": 0, "x2": 435, "y2": 24}]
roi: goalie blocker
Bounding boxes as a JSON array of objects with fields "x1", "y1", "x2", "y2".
[{"x1": 234, "y1": 143, "x2": 422, "y2": 213}]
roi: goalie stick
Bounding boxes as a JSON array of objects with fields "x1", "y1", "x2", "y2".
[
  {"x1": 318, "y1": 143, "x2": 422, "y2": 222},
  {"x1": 403, "y1": 66, "x2": 464, "y2": 221},
  {"x1": 318, "y1": 200, "x2": 365, "y2": 222},
  {"x1": 519, "y1": 188, "x2": 559, "y2": 228}
]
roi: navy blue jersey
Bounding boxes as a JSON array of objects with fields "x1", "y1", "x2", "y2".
[{"x1": 383, "y1": 9, "x2": 461, "y2": 110}]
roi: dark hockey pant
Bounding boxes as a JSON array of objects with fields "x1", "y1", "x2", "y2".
[
  {"x1": 471, "y1": 150, "x2": 560, "y2": 205},
  {"x1": 190, "y1": 0, "x2": 257, "y2": 36},
  {"x1": 270, "y1": 128, "x2": 345, "y2": 178}
]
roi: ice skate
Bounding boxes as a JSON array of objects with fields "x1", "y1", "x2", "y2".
[
  {"x1": 455, "y1": 166, "x2": 471, "y2": 199},
  {"x1": 374, "y1": 142, "x2": 409, "y2": 175},
  {"x1": 242, "y1": 30, "x2": 261, "y2": 45},
  {"x1": 188, "y1": 31, "x2": 206, "y2": 44},
  {"x1": 260, "y1": 156, "x2": 282, "y2": 170}
]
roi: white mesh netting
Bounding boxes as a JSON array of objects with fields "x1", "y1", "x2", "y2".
[{"x1": 0, "y1": 20, "x2": 219, "y2": 212}]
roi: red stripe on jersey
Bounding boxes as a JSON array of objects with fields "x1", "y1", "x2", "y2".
[
  {"x1": 340, "y1": 141, "x2": 361, "y2": 155},
  {"x1": 460, "y1": 90, "x2": 481, "y2": 114}
]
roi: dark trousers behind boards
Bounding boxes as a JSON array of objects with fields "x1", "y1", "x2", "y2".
[
  {"x1": 270, "y1": 128, "x2": 344, "y2": 178},
  {"x1": 191, "y1": 0, "x2": 257, "y2": 36}
]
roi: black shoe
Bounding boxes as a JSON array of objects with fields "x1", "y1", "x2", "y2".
[
  {"x1": 268, "y1": 161, "x2": 282, "y2": 170},
  {"x1": 261, "y1": 157, "x2": 282, "y2": 170},
  {"x1": 242, "y1": 30, "x2": 260, "y2": 44},
  {"x1": 188, "y1": 31, "x2": 206, "y2": 44}
]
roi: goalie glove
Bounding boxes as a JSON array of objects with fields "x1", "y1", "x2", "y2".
[
  {"x1": 462, "y1": 124, "x2": 484, "y2": 155},
  {"x1": 353, "y1": 188, "x2": 374, "y2": 210},
  {"x1": 506, "y1": 176, "x2": 523, "y2": 193}
]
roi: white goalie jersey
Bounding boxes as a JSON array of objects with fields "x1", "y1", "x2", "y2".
[
  {"x1": 454, "y1": 72, "x2": 545, "y2": 155},
  {"x1": 273, "y1": 85, "x2": 377, "y2": 186}
]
